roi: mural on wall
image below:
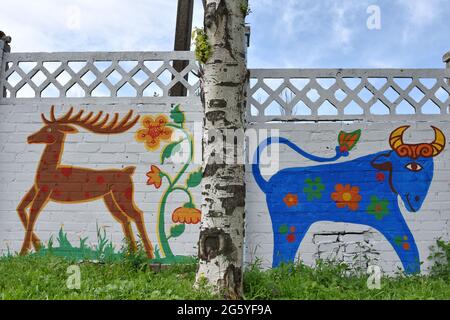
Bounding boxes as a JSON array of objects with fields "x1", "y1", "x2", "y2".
[
  {"x1": 135, "y1": 104, "x2": 202, "y2": 263},
  {"x1": 16, "y1": 104, "x2": 201, "y2": 263},
  {"x1": 17, "y1": 106, "x2": 155, "y2": 258},
  {"x1": 253, "y1": 126, "x2": 446, "y2": 274}
]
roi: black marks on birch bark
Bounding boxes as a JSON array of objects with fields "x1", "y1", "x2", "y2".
[
  {"x1": 204, "y1": 2, "x2": 217, "y2": 28},
  {"x1": 216, "y1": 81, "x2": 241, "y2": 87},
  {"x1": 198, "y1": 227, "x2": 236, "y2": 262},
  {"x1": 210, "y1": 98, "x2": 227, "y2": 109},
  {"x1": 220, "y1": 264, "x2": 242, "y2": 299},
  {"x1": 204, "y1": 0, "x2": 236, "y2": 62},
  {"x1": 203, "y1": 162, "x2": 226, "y2": 178},
  {"x1": 205, "y1": 110, "x2": 231, "y2": 126},
  {"x1": 216, "y1": 184, "x2": 245, "y2": 216}
]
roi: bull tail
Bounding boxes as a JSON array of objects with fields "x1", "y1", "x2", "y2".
[
  {"x1": 253, "y1": 137, "x2": 344, "y2": 193},
  {"x1": 252, "y1": 138, "x2": 269, "y2": 193}
]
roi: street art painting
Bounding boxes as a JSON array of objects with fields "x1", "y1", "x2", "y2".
[
  {"x1": 135, "y1": 105, "x2": 202, "y2": 263},
  {"x1": 15, "y1": 104, "x2": 201, "y2": 264},
  {"x1": 17, "y1": 106, "x2": 155, "y2": 258},
  {"x1": 253, "y1": 126, "x2": 446, "y2": 274}
]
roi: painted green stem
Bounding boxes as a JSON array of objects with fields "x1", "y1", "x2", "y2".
[
  {"x1": 171, "y1": 186, "x2": 194, "y2": 204},
  {"x1": 156, "y1": 123, "x2": 194, "y2": 258}
]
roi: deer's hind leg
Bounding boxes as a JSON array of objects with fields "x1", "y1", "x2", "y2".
[
  {"x1": 103, "y1": 193, "x2": 137, "y2": 252},
  {"x1": 111, "y1": 190, "x2": 154, "y2": 259},
  {"x1": 17, "y1": 186, "x2": 42, "y2": 251},
  {"x1": 20, "y1": 189, "x2": 50, "y2": 255}
]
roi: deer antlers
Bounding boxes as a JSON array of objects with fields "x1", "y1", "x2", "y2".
[{"x1": 41, "y1": 105, "x2": 140, "y2": 134}]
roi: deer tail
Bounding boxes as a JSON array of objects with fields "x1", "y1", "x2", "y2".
[{"x1": 122, "y1": 166, "x2": 136, "y2": 175}]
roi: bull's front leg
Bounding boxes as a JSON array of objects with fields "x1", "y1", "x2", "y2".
[
  {"x1": 272, "y1": 220, "x2": 311, "y2": 268},
  {"x1": 376, "y1": 210, "x2": 420, "y2": 274}
]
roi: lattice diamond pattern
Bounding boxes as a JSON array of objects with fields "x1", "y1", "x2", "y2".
[
  {"x1": 1, "y1": 52, "x2": 449, "y2": 120},
  {"x1": 1, "y1": 52, "x2": 200, "y2": 99},
  {"x1": 248, "y1": 70, "x2": 450, "y2": 121}
]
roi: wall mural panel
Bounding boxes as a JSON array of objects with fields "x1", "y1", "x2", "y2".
[
  {"x1": 134, "y1": 105, "x2": 202, "y2": 263},
  {"x1": 0, "y1": 102, "x2": 448, "y2": 274},
  {"x1": 252, "y1": 126, "x2": 446, "y2": 274},
  {"x1": 8, "y1": 104, "x2": 201, "y2": 264},
  {"x1": 17, "y1": 106, "x2": 154, "y2": 258}
]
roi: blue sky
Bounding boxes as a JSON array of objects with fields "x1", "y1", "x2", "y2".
[{"x1": 1, "y1": 0, "x2": 449, "y2": 68}]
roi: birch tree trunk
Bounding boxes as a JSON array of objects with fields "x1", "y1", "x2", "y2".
[{"x1": 195, "y1": 0, "x2": 248, "y2": 299}]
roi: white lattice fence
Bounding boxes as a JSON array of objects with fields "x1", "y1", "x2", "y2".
[
  {"x1": 248, "y1": 69, "x2": 450, "y2": 122},
  {"x1": 2, "y1": 51, "x2": 450, "y2": 122},
  {"x1": 0, "y1": 51, "x2": 200, "y2": 104}
]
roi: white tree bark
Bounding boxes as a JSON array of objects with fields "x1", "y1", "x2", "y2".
[{"x1": 195, "y1": 0, "x2": 248, "y2": 299}]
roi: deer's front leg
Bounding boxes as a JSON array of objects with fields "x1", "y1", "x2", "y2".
[
  {"x1": 19, "y1": 189, "x2": 50, "y2": 256},
  {"x1": 17, "y1": 186, "x2": 42, "y2": 250}
]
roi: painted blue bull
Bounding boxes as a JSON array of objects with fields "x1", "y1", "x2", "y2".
[{"x1": 253, "y1": 126, "x2": 445, "y2": 274}]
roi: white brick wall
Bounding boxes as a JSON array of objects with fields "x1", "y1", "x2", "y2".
[
  {"x1": 0, "y1": 102, "x2": 203, "y2": 259},
  {"x1": 245, "y1": 121, "x2": 450, "y2": 274},
  {"x1": 0, "y1": 101, "x2": 448, "y2": 275}
]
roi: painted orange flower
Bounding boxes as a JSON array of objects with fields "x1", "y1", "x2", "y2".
[
  {"x1": 146, "y1": 165, "x2": 162, "y2": 188},
  {"x1": 172, "y1": 207, "x2": 201, "y2": 224},
  {"x1": 331, "y1": 184, "x2": 362, "y2": 211},
  {"x1": 135, "y1": 115, "x2": 173, "y2": 151},
  {"x1": 283, "y1": 193, "x2": 298, "y2": 208}
]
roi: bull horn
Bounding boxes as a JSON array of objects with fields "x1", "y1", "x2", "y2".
[
  {"x1": 389, "y1": 125, "x2": 409, "y2": 150},
  {"x1": 431, "y1": 126, "x2": 446, "y2": 156}
]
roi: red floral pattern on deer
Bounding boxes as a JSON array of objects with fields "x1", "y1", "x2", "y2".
[{"x1": 16, "y1": 106, "x2": 154, "y2": 258}]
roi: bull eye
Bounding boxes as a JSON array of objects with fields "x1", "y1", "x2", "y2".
[
  {"x1": 46, "y1": 127, "x2": 52, "y2": 133},
  {"x1": 405, "y1": 162, "x2": 423, "y2": 172}
]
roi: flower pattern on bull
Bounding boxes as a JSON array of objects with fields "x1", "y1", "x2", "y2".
[
  {"x1": 331, "y1": 184, "x2": 362, "y2": 211},
  {"x1": 135, "y1": 115, "x2": 173, "y2": 151},
  {"x1": 278, "y1": 224, "x2": 298, "y2": 243},
  {"x1": 252, "y1": 126, "x2": 446, "y2": 274},
  {"x1": 366, "y1": 195, "x2": 390, "y2": 220},
  {"x1": 394, "y1": 235, "x2": 411, "y2": 251},
  {"x1": 283, "y1": 193, "x2": 298, "y2": 208},
  {"x1": 303, "y1": 177, "x2": 325, "y2": 201}
]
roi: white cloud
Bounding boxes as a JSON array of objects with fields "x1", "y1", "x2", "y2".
[
  {"x1": 396, "y1": 0, "x2": 443, "y2": 43},
  {"x1": 0, "y1": 0, "x2": 205, "y2": 52},
  {"x1": 397, "y1": 0, "x2": 442, "y2": 27},
  {"x1": 330, "y1": 0, "x2": 371, "y2": 48},
  {"x1": 331, "y1": 2, "x2": 353, "y2": 46}
]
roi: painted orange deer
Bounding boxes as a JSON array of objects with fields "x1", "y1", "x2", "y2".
[{"x1": 17, "y1": 105, "x2": 154, "y2": 258}]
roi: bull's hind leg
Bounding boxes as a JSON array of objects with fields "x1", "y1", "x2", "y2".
[
  {"x1": 103, "y1": 193, "x2": 137, "y2": 252},
  {"x1": 375, "y1": 213, "x2": 420, "y2": 274},
  {"x1": 111, "y1": 190, "x2": 154, "y2": 259},
  {"x1": 272, "y1": 221, "x2": 311, "y2": 268}
]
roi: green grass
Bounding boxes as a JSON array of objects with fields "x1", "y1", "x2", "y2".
[
  {"x1": 35, "y1": 226, "x2": 123, "y2": 263},
  {"x1": 0, "y1": 253, "x2": 214, "y2": 300},
  {"x1": 1, "y1": 240, "x2": 448, "y2": 300},
  {"x1": 21, "y1": 226, "x2": 197, "y2": 265},
  {"x1": 243, "y1": 260, "x2": 449, "y2": 300},
  {"x1": 0, "y1": 253, "x2": 448, "y2": 300}
]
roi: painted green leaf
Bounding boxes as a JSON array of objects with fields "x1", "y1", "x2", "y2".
[
  {"x1": 172, "y1": 143, "x2": 182, "y2": 153},
  {"x1": 161, "y1": 140, "x2": 182, "y2": 164},
  {"x1": 338, "y1": 129, "x2": 361, "y2": 151},
  {"x1": 278, "y1": 224, "x2": 288, "y2": 235},
  {"x1": 170, "y1": 224, "x2": 186, "y2": 238},
  {"x1": 183, "y1": 202, "x2": 195, "y2": 209},
  {"x1": 186, "y1": 169, "x2": 202, "y2": 188},
  {"x1": 170, "y1": 104, "x2": 185, "y2": 124},
  {"x1": 394, "y1": 236, "x2": 403, "y2": 246}
]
